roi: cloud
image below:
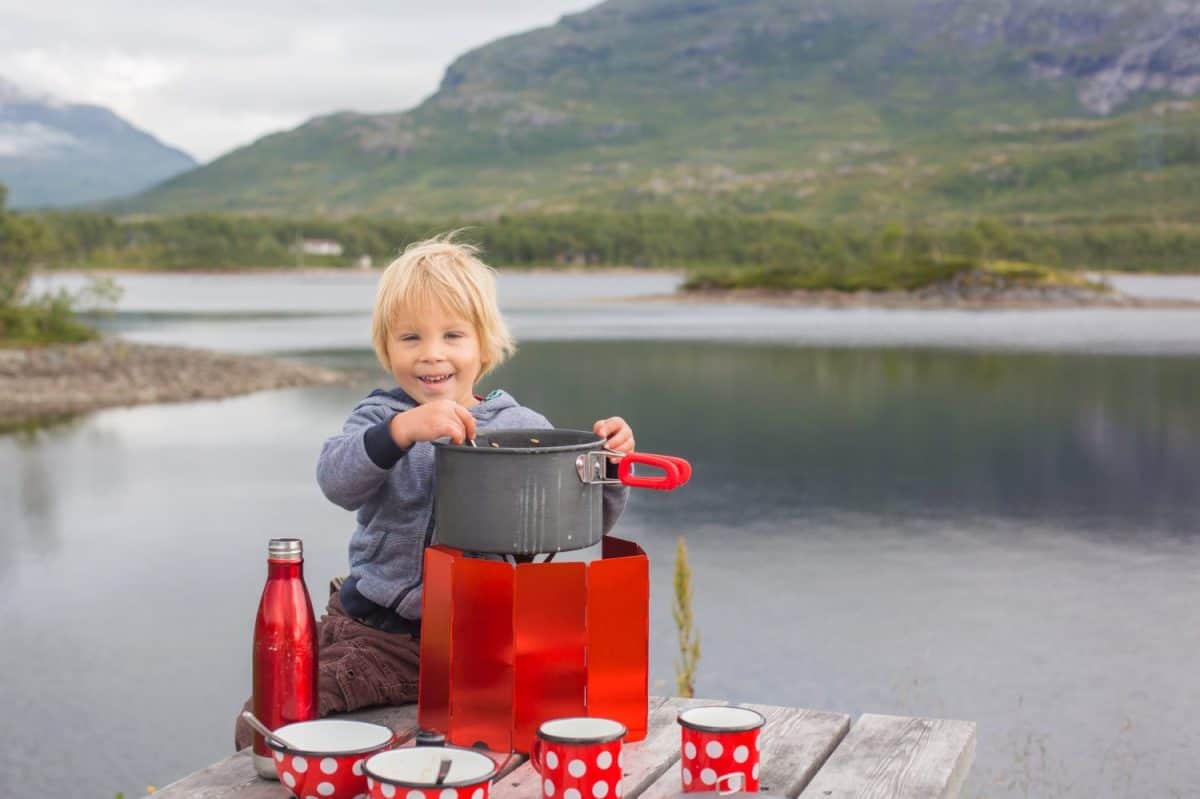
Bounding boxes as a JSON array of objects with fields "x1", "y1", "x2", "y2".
[
  {"x1": 0, "y1": 1, "x2": 597, "y2": 162},
  {"x1": 0, "y1": 121, "x2": 78, "y2": 157}
]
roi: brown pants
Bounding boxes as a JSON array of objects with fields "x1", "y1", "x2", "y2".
[{"x1": 234, "y1": 587, "x2": 421, "y2": 750}]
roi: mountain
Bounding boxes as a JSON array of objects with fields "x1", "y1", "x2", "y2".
[
  {"x1": 122, "y1": 0, "x2": 1200, "y2": 220},
  {"x1": 0, "y1": 78, "x2": 195, "y2": 209}
]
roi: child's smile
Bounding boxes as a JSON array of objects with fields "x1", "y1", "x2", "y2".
[
  {"x1": 387, "y1": 305, "x2": 483, "y2": 407},
  {"x1": 414, "y1": 369, "x2": 463, "y2": 398}
]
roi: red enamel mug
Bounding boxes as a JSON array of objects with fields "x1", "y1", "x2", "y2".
[
  {"x1": 677, "y1": 707, "x2": 766, "y2": 793},
  {"x1": 531, "y1": 717, "x2": 626, "y2": 799},
  {"x1": 267, "y1": 719, "x2": 396, "y2": 799},
  {"x1": 364, "y1": 746, "x2": 498, "y2": 799}
]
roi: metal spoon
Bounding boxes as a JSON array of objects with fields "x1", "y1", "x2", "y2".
[
  {"x1": 418, "y1": 753, "x2": 452, "y2": 784},
  {"x1": 240, "y1": 711, "x2": 301, "y2": 751}
]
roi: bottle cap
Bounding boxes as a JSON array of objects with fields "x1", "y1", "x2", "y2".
[{"x1": 268, "y1": 538, "x2": 304, "y2": 561}]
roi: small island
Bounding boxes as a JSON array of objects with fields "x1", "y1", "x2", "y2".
[{"x1": 675, "y1": 260, "x2": 1200, "y2": 309}]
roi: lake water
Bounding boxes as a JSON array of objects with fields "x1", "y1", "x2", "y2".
[{"x1": 4, "y1": 271, "x2": 1199, "y2": 799}]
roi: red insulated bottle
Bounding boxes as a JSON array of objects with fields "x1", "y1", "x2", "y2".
[{"x1": 252, "y1": 538, "x2": 318, "y2": 779}]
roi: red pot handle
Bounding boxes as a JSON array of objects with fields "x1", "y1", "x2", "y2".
[
  {"x1": 618, "y1": 452, "x2": 691, "y2": 490},
  {"x1": 659, "y1": 455, "x2": 692, "y2": 484}
]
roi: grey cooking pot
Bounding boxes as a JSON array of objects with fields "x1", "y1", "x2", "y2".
[{"x1": 433, "y1": 428, "x2": 690, "y2": 555}]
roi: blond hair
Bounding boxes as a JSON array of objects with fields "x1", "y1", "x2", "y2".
[{"x1": 371, "y1": 234, "x2": 515, "y2": 380}]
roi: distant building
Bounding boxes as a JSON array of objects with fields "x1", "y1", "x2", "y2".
[{"x1": 300, "y1": 238, "x2": 343, "y2": 257}]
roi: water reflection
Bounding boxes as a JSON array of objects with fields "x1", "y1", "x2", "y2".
[
  {"x1": 479, "y1": 342, "x2": 1200, "y2": 535},
  {"x1": 0, "y1": 424, "x2": 86, "y2": 572},
  {"x1": 0, "y1": 452, "x2": 57, "y2": 570},
  {"x1": 2, "y1": 333, "x2": 1199, "y2": 797}
]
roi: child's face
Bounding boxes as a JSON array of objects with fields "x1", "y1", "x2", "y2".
[{"x1": 386, "y1": 304, "x2": 483, "y2": 407}]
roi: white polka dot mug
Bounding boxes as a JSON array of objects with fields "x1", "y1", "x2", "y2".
[
  {"x1": 266, "y1": 718, "x2": 397, "y2": 799},
  {"x1": 364, "y1": 745, "x2": 498, "y2": 799},
  {"x1": 531, "y1": 717, "x2": 626, "y2": 799},
  {"x1": 677, "y1": 706, "x2": 765, "y2": 794}
]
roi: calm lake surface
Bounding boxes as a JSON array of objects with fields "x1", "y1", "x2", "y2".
[{"x1": 4, "y1": 271, "x2": 1199, "y2": 799}]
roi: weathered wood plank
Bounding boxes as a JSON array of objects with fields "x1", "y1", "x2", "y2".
[
  {"x1": 619, "y1": 697, "x2": 725, "y2": 799},
  {"x1": 638, "y1": 703, "x2": 850, "y2": 799},
  {"x1": 336, "y1": 702, "x2": 421, "y2": 734},
  {"x1": 743, "y1": 704, "x2": 850, "y2": 798},
  {"x1": 154, "y1": 705, "x2": 421, "y2": 798},
  {"x1": 152, "y1": 750, "x2": 282, "y2": 799},
  {"x1": 799, "y1": 713, "x2": 976, "y2": 799}
]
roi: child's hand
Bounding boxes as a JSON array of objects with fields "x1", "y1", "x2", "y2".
[
  {"x1": 390, "y1": 400, "x2": 477, "y2": 449},
  {"x1": 594, "y1": 416, "x2": 634, "y2": 462}
]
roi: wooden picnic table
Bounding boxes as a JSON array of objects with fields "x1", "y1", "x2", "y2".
[{"x1": 155, "y1": 697, "x2": 975, "y2": 799}]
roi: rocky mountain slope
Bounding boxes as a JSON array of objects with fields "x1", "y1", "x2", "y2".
[
  {"x1": 0, "y1": 78, "x2": 195, "y2": 209},
  {"x1": 121, "y1": 0, "x2": 1200, "y2": 218}
]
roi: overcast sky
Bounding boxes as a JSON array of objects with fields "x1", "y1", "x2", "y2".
[{"x1": 0, "y1": 1, "x2": 598, "y2": 162}]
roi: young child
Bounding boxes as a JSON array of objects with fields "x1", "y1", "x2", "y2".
[{"x1": 235, "y1": 235, "x2": 634, "y2": 750}]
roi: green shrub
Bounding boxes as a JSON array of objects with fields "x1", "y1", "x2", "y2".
[{"x1": 0, "y1": 290, "x2": 98, "y2": 346}]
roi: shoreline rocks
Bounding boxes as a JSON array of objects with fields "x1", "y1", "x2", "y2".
[{"x1": 0, "y1": 339, "x2": 345, "y2": 429}]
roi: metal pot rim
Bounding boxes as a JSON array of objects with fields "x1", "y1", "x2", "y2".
[{"x1": 434, "y1": 427, "x2": 603, "y2": 455}]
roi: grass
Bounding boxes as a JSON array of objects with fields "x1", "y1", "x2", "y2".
[
  {"x1": 979, "y1": 259, "x2": 1110, "y2": 291},
  {"x1": 673, "y1": 536, "x2": 701, "y2": 698}
]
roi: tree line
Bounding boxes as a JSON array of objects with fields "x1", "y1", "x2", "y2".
[{"x1": 12, "y1": 209, "x2": 1197, "y2": 277}]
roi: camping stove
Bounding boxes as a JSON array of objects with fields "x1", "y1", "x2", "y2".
[{"x1": 417, "y1": 535, "x2": 650, "y2": 754}]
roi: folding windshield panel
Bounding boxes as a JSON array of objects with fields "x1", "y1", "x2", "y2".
[
  {"x1": 587, "y1": 543, "x2": 650, "y2": 742},
  {"x1": 449, "y1": 556, "x2": 515, "y2": 751},
  {"x1": 417, "y1": 546, "x2": 454, "y2": 735},
  {"x1": 513, "y1": 561, "x2": 588, "y2": 753}
]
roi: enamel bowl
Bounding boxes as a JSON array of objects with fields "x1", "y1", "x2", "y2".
[
  {"x1": 365, "y1": 746, "x2": 498, "y2": 799},
  {"x1": 267, "y1": 719, "x2": 396, "y2": 798}
]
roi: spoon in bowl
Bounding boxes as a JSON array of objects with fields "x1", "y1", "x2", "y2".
[{"x1": 241, "y1": 711, "x2": 301, "y2": 751}]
